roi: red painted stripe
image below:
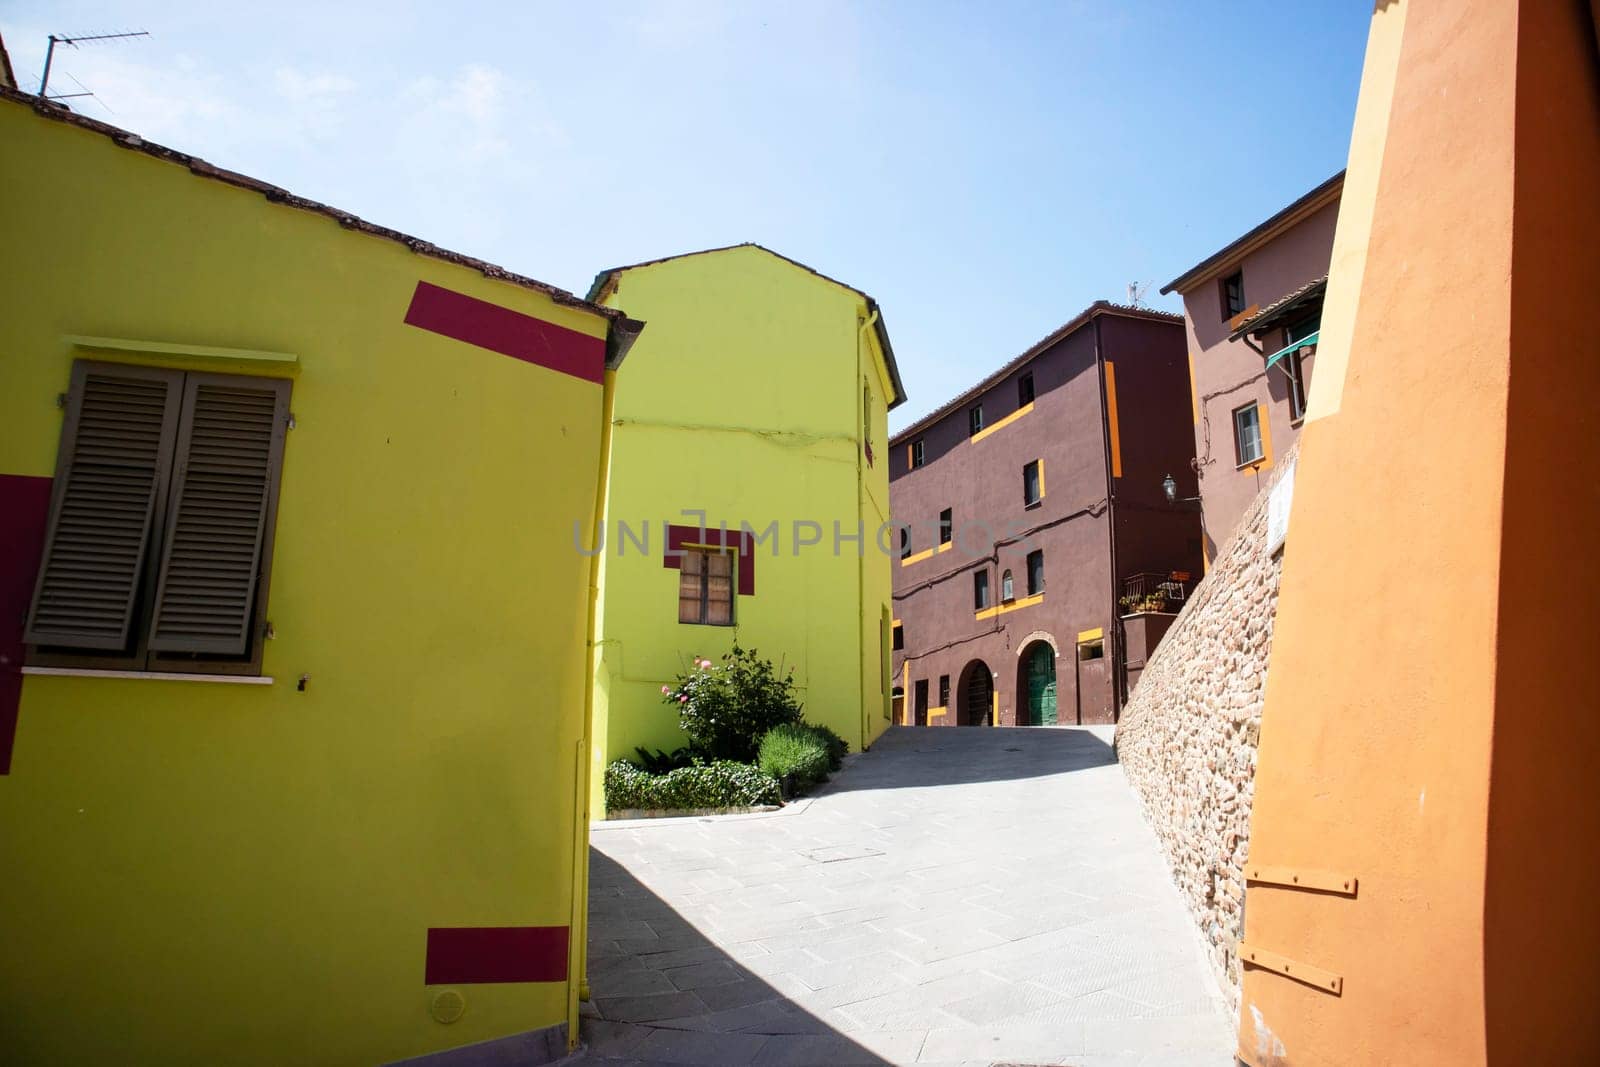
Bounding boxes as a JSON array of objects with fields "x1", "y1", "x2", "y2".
[
  {"x1": 662, "y1": 523, "x2": 756, "y2": 596},
  {"x1": 425, "y1": 926, "x2": 569, "y2": 984},
  {"x1": 404, "y1": 281, "x2": 605, "y2": 384},
  {"x1": 0, "y1": 474, "x2": 54, "y2": 774}
]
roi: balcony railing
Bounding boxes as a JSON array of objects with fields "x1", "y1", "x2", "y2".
[{"x1": 1119, "y1": 571, "x2": 1194, "y2": 614}]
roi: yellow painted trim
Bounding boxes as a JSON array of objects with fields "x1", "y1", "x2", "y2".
[
  {"x1": 1187, "y1": 352, "x2": 1200, "y2": 424},
  {"x1": 900, "y1": 546, "x2": 934, "y2": 567},
  {"x1": 928, "y1": 705, "x2": 948, "y2": 721},
  {"x1": 971, "y1": 400, "x2": 1033, "y2": 443},
  {"x1": 937, "y1": 541, "x2": 953, "y2": 554},
  {"x1": 975, "y1": 592, "x2": 1045, "y2": 621},
  {"x1": 1077, "y1": 627, "x2": 1103, "y2": 643},
  {"x1": 69, "y1": 334, "x2": 298, "y2": 365},
  {"x1": 1257, "y1": 400, "x2": 1275, "y2": 469},
  {"x1": 991, "y1": 690, "x2": 998, "y2": 726},
  {"x1": 892, "y1": 618, "x2": 902, "y2": 629},
  {"x1": 1104, "y1": 361, "x2": 1123, "y2": 478},
  {"x1": 1038, "y1": 457, "x2": 1046, "y2": 499}
]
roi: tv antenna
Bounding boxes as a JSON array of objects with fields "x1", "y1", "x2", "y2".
[
  {"x1": 1126, "y1": 281, "x2": 1149, "y2": 307},
  {"x1": 38, "y1": 30, "x2": 150, "y2": 100}
]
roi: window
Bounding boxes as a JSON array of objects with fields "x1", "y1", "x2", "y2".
[
  {"x1": 939, "y1": 508, "x2": 953, "y2": 546},
  {"x1": 900, "y1": 526, "x2": 911, "y2": 559},
  {"x1": 938, "y1": 674, "x2": 950, "y2": 708},
  {"x1": 974, "y1": 570, "x2": 990, "y2": 610},
  {"x1": 1285, "y1": 350, "x2": 1309, "y2": 422},
  {"x1": 25, "y1": 361, "x2": 291, "y2": 677},
  {"x1": 1001, "y1": 570, "x2": 1015, "y2": 601},
  {"x1": 1078, "y1": 640, "x2": 1105, "y2": 661},
  {"x1": 1023, "y1": 460, "x2": 1042, "y2": 508},
  {"x1": 914, "y1": 679, "x2": 929, "y2": 724},
  {"x1": 1284, "y1": 317, "x2": 1317, "y2": 421},
  {"x1": 969, "y1": 404, "x2": 985, "y2": 436},
  {"x1": 1221, "y1": 270, "x2": 1246, "y2": 319},
  {"x1": 892, "y1": 623, "x2": 904, "y2": 651},
  {"x1": 1233, "y1": 403, "x2": 1265, "y2": 466},
  {"x1": 1027, "y1": 550, "x2": 1045, "y2": 596},
  {"x1": 1018, "y1": 372, "x2": 1035, "y2": 407},
  {"x1": 910, "y1": 438, "x2": 925, "y2": 469},
  {"x1": 678, "y1": 547, "x2": 735, "y2": 625}
]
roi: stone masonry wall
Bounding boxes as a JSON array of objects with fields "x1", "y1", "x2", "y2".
[{"x1": 1114, "y1": 445, "x2": 1296, "y2": 1009}]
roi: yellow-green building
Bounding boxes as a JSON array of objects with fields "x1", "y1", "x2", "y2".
[
  {"x1": 0, "y1": 87, "x2": 641, "y2": 1064},
  {"x1": 587, "y1": 245, "x2": 906, "y2": 812}
]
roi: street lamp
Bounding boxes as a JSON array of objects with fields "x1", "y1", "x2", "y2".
[{"x1": 1163, "y1": 473, "x2": 1201, "y2": 504}]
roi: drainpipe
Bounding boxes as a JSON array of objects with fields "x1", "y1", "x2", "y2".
[
  {"x1": 566, "y1": 316, "x2": 640, "y2": 1050},
  {"x1": 1092, "y1": 313, "x2": 1124, "y2": 719}
]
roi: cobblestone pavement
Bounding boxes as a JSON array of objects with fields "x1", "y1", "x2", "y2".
[{"x1": 580, "y1": 726, "x2": 1234, "y2": 1066}]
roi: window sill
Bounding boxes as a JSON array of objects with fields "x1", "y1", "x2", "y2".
[
  {"x1": 1236, "y1": 458, "x2": 1267, "y2": 471},
  {"x1": 1024, "y1": 500, "x2": 1043, "y2": 510},
  {"x1": 22, "y1": 666, "x2": 274, "y2": 685}
]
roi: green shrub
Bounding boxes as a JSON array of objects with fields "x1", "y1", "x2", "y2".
[
  {"x1": 632, "y1": 746, "x2": 695, "y2": 774},
  {"x1": 757, "y1": 723, "x2": 833, "y2": 785},
  {"x1": 662, "y1": 644, "x2": 803, "y2": 762},
  {"x1": 803, "y1": 722, "x2": 849, "y2": 771},
  {"x1": 604, "y1": 759, "x2": 780, "y2": 812}
]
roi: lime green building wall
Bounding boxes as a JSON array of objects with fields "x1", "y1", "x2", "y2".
[
  {"x1": 594, "y1": 247, "x2": 894, "y2": 811},
  {"x1": 0, "y1": 96, "x2": 611, "y2": 1065}
]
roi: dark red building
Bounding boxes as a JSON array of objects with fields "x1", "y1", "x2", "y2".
[{"x1": 888, "y1": 303, "x2": 1202, "y2": 726}]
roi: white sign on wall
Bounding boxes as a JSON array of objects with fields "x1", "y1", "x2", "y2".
[{"x1": 1267, "y1": 459, "x2": 1295, "y2": 556}]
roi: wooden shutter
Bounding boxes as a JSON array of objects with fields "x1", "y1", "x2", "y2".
[
  {"x1": 705, "y1": 551, "x2": 733, "y2": 625},
  {"x1": 147, "y1": 373, "x2": 290, "y2": 655},
  {"x1": 25, "y1": 362, "x2": 183, "y2": 649},
  {"x1": 678, "y1": 549, "x2": 705, "y2": 623}
]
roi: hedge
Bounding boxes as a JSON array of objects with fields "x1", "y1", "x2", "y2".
[{"x1": 604, "y1": 759, "x2": 780, "y2": 812}]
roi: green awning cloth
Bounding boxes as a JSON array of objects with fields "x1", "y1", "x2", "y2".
[{"x1": 1266, "y1": 330, "x2": 1318, "y2": 369}]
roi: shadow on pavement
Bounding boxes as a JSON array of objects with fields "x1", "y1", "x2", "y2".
[
  {"x1": 581, "y1": 849, "x2": 890, "y2": 1065},
  {"x1": 813, "y1": 723, "x2": 1115, "y2": 796}
]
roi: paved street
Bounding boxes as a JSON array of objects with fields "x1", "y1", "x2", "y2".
[{"x1": 582, "y1": 726, "x2": 1234, "y2": 1066}]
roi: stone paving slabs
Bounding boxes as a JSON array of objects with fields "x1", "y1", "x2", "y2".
[{"x1": 581, "y1": 726, "x2": 1234, "y2": 1065}]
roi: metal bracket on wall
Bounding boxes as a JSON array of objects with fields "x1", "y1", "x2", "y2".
[
  {"x1": 1239, "y1": 942, "x2": 1343, "y2": 996},
  {"x1": 1246, "y1": 865, "x2": 1357, "y2": 896}
]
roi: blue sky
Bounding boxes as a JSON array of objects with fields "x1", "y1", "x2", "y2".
[{"x1": 1, "y1": 2, "x2": 1368, "y2": 432}]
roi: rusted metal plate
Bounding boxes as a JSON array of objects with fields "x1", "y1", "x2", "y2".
[
  {"x1": 1246, "y1": 865, "x2": 1357, "y2": 896},
  {"x1": 1240, "y1": 942, "x2": 1343, "y2": 996}
]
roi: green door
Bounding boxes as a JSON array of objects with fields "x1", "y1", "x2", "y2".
[{"x1": 1025, "y1": 644, "x2": 1057, "y2": 726}]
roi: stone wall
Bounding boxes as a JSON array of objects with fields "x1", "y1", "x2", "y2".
[{"x1": 1114, "y1": 445, "x2": 1296, "y2": 1008}]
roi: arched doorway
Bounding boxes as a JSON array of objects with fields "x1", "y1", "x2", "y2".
[
  {"x1": 958, "y1": 660, "x2": 993, "y2": 726},
  {"x1": 1018, "y1": 641, "x2": 1058, "y2": 726}
]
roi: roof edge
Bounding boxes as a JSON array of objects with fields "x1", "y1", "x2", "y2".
[
  {"x1": 1159, "y1": 171, "x2": 1345, "y2": 296},
  {"x1": 0, "y1": 85, "x2": 619, "y2": 320},
  {"x1": 888, "y1": 301, "x2": 1181, "y2": 446},
  {"x1": 588, "y1": 242, "x2": 908, "y2": 410}
]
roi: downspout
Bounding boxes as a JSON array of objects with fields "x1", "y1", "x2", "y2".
[
  {"x1": 1092, "y1": 314, "x2": 1124, "y2": 719},
  {"x1": 566, "y1": 315, "x2": 640, "y2": 1050}
]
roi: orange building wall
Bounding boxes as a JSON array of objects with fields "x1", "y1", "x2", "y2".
[
  {"x1": 1482, "y1": 0, "x2": 1600, "y2": 1058},
  {"x1": 1239, "y1": 1, "x2": 1600, "y2": 1063}
]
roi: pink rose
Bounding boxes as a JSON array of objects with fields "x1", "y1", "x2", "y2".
[
  {"x1": 679, "y1": 695, "x2": 688, "y2": 703},
  {"x1": 661, "y1": 685, "x2": 671, "y2": 695}
]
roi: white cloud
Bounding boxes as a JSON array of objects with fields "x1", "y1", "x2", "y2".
[{"x1": 272, "y1": 66, "x2": 357, "y2": 141}]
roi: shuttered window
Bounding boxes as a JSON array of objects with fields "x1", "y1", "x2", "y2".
[
  {"x1": 26, "y1": 361, "x2": 290, "y2": 676},
  {"x1": 678, "y1": 547, "x2": 734, "y2": 626}
]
